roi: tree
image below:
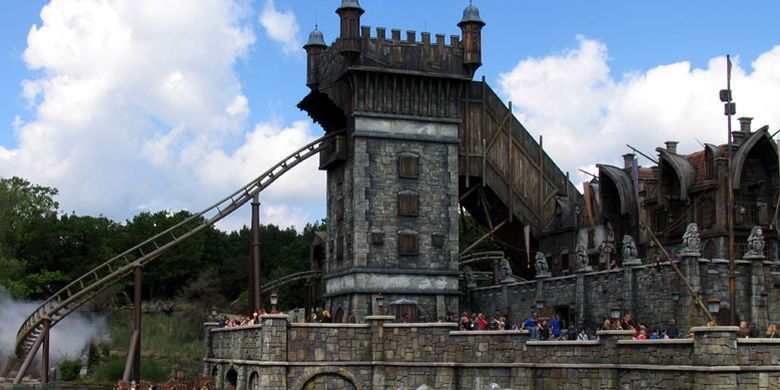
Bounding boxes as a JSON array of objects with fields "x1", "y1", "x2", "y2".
[{"x1": 0, "y1": 177, "x2": 66, "y2": 299}]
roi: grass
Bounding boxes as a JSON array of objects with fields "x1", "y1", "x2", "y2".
[{"x1": 85, "y1": 308, "x2": 205, "y2": 385}]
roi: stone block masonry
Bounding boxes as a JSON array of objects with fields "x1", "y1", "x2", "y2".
[
  {"x1": 204, "y1": 315, "x2": 780, "y2": 389},
  {"x1": 470, "y1": 253, "x2": 780, "y2": 335}
]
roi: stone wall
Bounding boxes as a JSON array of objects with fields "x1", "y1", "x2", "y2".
[
  {"x1": 322, "y1": 117, "x2": 462, "y2": 322},
  {"x1": 470, "y1": 254, "x2": 780, "y2": 333},
  {"x1": 205, "y1": 316, "x2": 780, "y2": 390}
]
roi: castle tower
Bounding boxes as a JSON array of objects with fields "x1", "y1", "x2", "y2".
[
  {"x1": 299, "y1": 2, "x2": 486, "y2": 321},
  {"x1": 335, "y1": 0, "x2": 364, "y2": 64},
  {"x1": 303, "y1": 27, "x2": 327, "y2": 88},
  {"x1": 458, "y1": 2, "x2": 485, "y2": 76}
]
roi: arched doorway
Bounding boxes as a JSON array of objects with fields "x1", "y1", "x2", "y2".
[
  {"x1": 302, "y1": 374, "x2": 356, "y2": 390},
  {"x1": 225, "y1": 368, "x2": 238, "y2": 390},
  {"x1": 249, "y1": 372, "x2": 260, "y2": 390}
]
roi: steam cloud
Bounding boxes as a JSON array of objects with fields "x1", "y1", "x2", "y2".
[{"x1": 0, "y1": 286, "x2": 106, "y2": 375}]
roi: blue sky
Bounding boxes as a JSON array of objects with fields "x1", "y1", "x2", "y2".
[{"x1": 1, "y1": 0, "x2": 779, "y2": 230}]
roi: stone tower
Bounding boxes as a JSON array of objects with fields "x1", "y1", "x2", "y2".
[{"x1": 300, "y1": 1, "x2": 485, "y2": 321}]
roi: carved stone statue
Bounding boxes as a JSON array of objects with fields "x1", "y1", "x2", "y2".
[
  {"x1": 622, "y1": 235, "x2": 641, "y2": 266},
  {"x1": 535, "y1": 251, "x2": 551, "y2": 278},
  {"x1": 680, "y1": 223, "x2": 701, "y2": 256},
  {"x1": 499, "y1": 258, "x2": 514, "y2": 283},
  {"x1": 598, "y1": 223, "x2": 616, "y2": 266},
  {"x1": 575, "y1": 243, "x2": 592, "y2": 272},
  {"x1": 745, "y1": 226, "x2": 765, "y2": 259},
  {"x1": 463, "y1": 265, "x2": 477, "y2": 289}
]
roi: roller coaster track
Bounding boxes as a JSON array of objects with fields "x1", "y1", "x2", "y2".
[
  {"x1": 3, "y1": 131, "x2": 342, "y2": 381},
  {"x1": 260, "y1": 270, "x2": 321, "y2": 294}
]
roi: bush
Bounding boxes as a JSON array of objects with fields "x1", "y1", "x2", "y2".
[
  {"x1": 94, "y1": 356, "x2": 125, "y2": 383},
  {"x1": 59, "y1": 359, "x2": 80, "y2": 381},
  {"x1": 141, "y1": 360, "x2": 169, "y2": 383}
]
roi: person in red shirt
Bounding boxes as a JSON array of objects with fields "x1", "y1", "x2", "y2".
[
  {"x1": 478, "y1": 313, "x2": 488, "y2": 330},
  {"x1": 460, "y1": 312, "x2": 470, "y2": 330}
]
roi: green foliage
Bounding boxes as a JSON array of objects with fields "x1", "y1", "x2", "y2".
[
  {"x1": 140, "y1": 359, "x2": 170, "y2": 383},
  {"x1": 0, "y1": 175, "x2": 324, "y2": 308},
  {"x1": 93, "y1": 356, "x2": 125, "y2": 383},
  {"x1": 92, "y1": 310, "x2": 204, "y2": 384},
  {"x1": 59, "y1": 359, "x2": 81, "y2": 381}
]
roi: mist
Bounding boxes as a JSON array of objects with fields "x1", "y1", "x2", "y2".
[{"x1": 0, "y1": 286, "x2": 107, "y2": 374}]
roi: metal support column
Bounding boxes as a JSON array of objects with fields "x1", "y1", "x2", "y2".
[
  {"x1": 123, "y1": 266, "x2": 142, "y2": 382},
  {"x1": 42, "y1": 318, "x2": 50, "y2": 384},
  {"x1": 12, "y1": 319, "x2": 50, "y2": 384},
  {"x1": 251, "y1": 193, "x2": 262, "y2": 313}
]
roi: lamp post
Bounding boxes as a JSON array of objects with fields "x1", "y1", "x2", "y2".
[
  {"x1": 270, "y1": 290, "x2": 279, "y2": 314},
  {"x1": 610, "y1": 304, "x2": 622, "y2": 320},
  {"x1": 535, "y1": 298, "x2": 545, "y2": 311},
  {"x1": 376, "y1": 293, "x2": 385, "y2": 315},
  {"x1": 707, "y1": 297, "x2": 721, "y2": 320}
]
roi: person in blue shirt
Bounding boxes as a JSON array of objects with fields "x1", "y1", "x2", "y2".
[
  {"x1": 551, "y1": 314, "x2": 561, "y2": 340},
  {"x1": 522, "y1": 312, "x2": 538, "y2": 339}
]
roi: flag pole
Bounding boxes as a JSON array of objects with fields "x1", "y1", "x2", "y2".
[{"x1": 725, "y1": 55, "x2": 737, "y2": 326}]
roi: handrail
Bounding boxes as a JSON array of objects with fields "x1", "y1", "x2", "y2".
[
  {"x1": 259, "y1": 270, "x2": 322, "y2": 294},
  {"x1": 7, "y1": 131, "x2": 343, "y2": 377}
]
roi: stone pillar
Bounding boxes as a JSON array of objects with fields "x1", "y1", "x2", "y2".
[
  {"x1": 259, "y1": 314, "x2": 289, "y2": 389},
  {"x1": 501, "y1": 283, "x2": 510, "y2": 315},
  {"x1": 436, "y1": 294, "x2": 446, "y2": 320},
  {"x1": 746, "y1": 253, "x2": 767, "y2": 330},
  {"x1": 202, "y1": 322, "x2": 219, "y2": 376},
  {"x1": 691, "y1": 326, "x2": 739, "y2": 389},
  {"x1": 215, "y1": 365, "x2": 224, "y2": 390},
  {"x1": 237, "y1": 366, "x2": 247, "y2": 390},
  {"x1": 596, "y1": 330, "x2": 635, "y2": 364},
  {"x1": 366, "y1": 315, "x2": 395, "y2": 388},
  {"x1": 679, "y1": 253, "x2": 703, "y2": 330},
  {"x1": 595, "y1": 329, "x2": 634, "y2": 390},
  {"x1": 575, "y1": 273, "x2": 586, "y2": 326},
  {"x1": 622, "y1": 267, "x2": 636, "y2": 315}
]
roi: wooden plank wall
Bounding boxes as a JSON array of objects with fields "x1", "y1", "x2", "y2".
[{"x1": 459, "y1": 80, "x2": 581, "y2": 232}]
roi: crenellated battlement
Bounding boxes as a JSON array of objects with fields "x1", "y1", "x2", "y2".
[
  {"x1": 303, "y1": 1, "x2": 483, "y2": 93},
  {"x1": 359, "y1": 26, "x2": 461, "y2": 48}
]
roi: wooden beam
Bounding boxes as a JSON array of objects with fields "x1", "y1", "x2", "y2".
[{"x1": 459, "y1": 219, "x2": 509, "y2": 258}]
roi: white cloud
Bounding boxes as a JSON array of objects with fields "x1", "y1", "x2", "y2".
[
  {"x1": 259, "y1": 0, "x2": 301, "y2": 55},
  {"x1": 1, "y1": 0, "x2": 323, "y2": 230},
  {"x1": 499, "y1": 37, "x2": 780, "y2": 187}
]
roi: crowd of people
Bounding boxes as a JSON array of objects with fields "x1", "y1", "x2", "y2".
[
  {"x1": 589, "y1": 314, "x2": 680, "y2": 340},
  {"x1": 738, "y1": 321, "x2": 779, "y2": 338},
  {"x1": 459, "y1": 312, "x2": 513, "y2": 331},
  {"x1": 218, "y1": 309, "x2": 267, "y2": 327},
  {"x1": 218, "y1": 307, "x2": 780, "y2": 341},
  {"x1": 458, "y1": 311, "x2": 564, "y2": 339}
]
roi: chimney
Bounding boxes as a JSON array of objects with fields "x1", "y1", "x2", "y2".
[
  {"x1": 665, "y1": 141, "x2": 678, "y2": 154},
  {"x1": 623, "y1": 153, "x2": 636, "y2": 171},
  {"x1": 731, "y1": 132, "x2": 746, "y2": 145},
  {"x1": 738, "y1": 117, "x2": 753, "y2": 133}
]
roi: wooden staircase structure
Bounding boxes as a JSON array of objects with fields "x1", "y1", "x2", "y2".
[{"x1": 458, "y1": 79, "x2": 582, "y2": 273}]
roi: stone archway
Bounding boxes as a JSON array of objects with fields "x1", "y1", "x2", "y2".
[
  {"x1": 225, "y1": 368, "x2": 238, "y2": 389},
  {"x1": 291, "y1": 368, "x2": 360, "y2": 390},
  {"x1": 248, "y1": 371, "x2": 260, "y2": 390},
  {"x1": 302, "y1": 373, "x2": 356, "y2": 390}
]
